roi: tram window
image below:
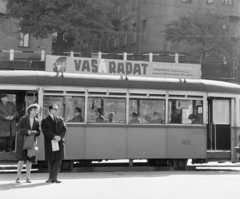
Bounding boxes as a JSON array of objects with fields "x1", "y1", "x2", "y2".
[
  {"x1": 87, "y1": 97, "x2": 126, "y2": 123},
  {"x1": 43, "y1": 95, "x2": 85, "y2": 122},
  {"x1": 168, "y1": 99, "x2": 203, "y2": 124},
  {"x1": 129, "y1": 99, "x2": 165, "y2": 124}
]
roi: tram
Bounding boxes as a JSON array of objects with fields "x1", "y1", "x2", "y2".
[{"x1": 0, "y1": 70, "x2": 240, "y2": 170}]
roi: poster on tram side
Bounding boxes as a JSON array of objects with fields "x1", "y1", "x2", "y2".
[{"x1": 45, "y1": 55, "x2": 201, "y2": 79}]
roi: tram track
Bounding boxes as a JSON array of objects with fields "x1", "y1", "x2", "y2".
[{"x1": 6, "y1": 162, "x2": 238, "y2": 173}]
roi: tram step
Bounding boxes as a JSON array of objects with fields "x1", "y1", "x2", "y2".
[
  {"x1": 0, "y1": 152, "x2": 17, "y2": 161},
  {"x1": 207, "y1": 151, "x2": 231, "y2": 160}
]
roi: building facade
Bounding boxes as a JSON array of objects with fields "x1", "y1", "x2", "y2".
[
  {"x1": 92, "y1": 0, "x2": 240, "y2": 82},
  {"x1": 0, "y1": 1, "x2": 52, "y2": 61}
]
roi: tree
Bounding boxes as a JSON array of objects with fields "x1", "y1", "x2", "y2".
[
  {"x1": 163, "y1": 11, "x2": 233, "y2": 64},
  {"x1": 3, "y1": 0, "x2": 114, "y2": 55}
]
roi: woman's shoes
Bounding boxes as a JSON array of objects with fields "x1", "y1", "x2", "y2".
[
  {"x1": 16, "y1": 177, "x2": 32, "y2": 183},
  {"x1": 26, "y1": 178, "x2": 31, "y2": 183},
  {"x1": 16, "y1": 178, "x2": 20, "y2": 183}
]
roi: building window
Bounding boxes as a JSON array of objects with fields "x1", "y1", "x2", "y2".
[
  {"x1": 142, "y1": 20, "x2": 147, "y2": 40},
  {"x1": 122, "y1": 25, "x2": 128, "y2": 46},
  {"x1": 207, "y1": 0, "x2": 213, "y2": 4},
  {"x1": 19, "y1": 33, "x2": 30, "y2": 47},
  {"x1": 222, "y1": 0, "x2": 233, "y2": 5},
  {"x1": 124, "y1": 0, "x2": 129, "y2": 11},
  {"x1": 113, "y1": 34, "x2": 119, "y2": 47},
  {"x1": 132, "y1": 0, "x2": 138, "y2": 9},
  {"x1": 182, "y1": 0, "x2": 192, "y2": 3},
  {"x1": 132, "y1": 23, "x2": 137, "y2": 43},
  {"x1": 123, "y1": 34, "x2": 128, "y2": 45}
]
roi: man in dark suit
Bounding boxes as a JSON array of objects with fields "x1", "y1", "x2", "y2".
[
  {"x1": 41, "y1": 104, "x2": 67, "y2": 183},
  {"x1": 0, "y1": 93, "x2": 18, "y2": 152}
]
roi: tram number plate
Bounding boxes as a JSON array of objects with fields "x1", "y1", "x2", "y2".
[{"x1": 182, "y1": 140, "x2": 191, "y2": 145}]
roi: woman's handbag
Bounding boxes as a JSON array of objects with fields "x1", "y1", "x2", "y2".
[
  {"x1": 27, "y1": 142, "x2": 39, "y2": 158},
  {"x1": 23, "y1": 134, "x2": 35, "y2": 150}
]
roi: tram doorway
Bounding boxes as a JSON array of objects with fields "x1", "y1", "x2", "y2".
[
  {"x1": 207, "y1": 98, "x2": 231, "y2": 151},
  {"x1": 0, "y1": 90, "x2": 38, "y2": 120}
]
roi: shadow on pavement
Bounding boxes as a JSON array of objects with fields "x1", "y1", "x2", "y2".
[
  {"x1": 0, "y1": 181, "x2": 51, "y2": 191},
  {"x1": 0, "y1": 170, "x2": 240, "y2": 186}
]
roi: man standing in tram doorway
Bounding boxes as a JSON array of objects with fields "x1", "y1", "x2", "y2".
[
  {"x1": 0, "y1": 93, "x2": 18, "y2": 152},
  {"x1": 41, "y1": 104, "x2": 67, "y2": 183}
]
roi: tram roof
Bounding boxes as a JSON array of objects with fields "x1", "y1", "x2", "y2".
[{"x1": 0, "y1": 70, "x2": 239, "y2": 94}]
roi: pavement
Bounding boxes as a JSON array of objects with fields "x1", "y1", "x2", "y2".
[{"x1": 1, "y1": 170, "x2": 240, "y2": 199}]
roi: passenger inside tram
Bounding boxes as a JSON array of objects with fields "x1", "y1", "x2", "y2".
[
  {"x1": 129, "y1": 112, "x2": 140, "y2": 124},
  {"x1": 95, "y1": 108, "x2": 105, "y2": 123},
  {"x1": 107, "y1": 112, "x2": 115, "y2": 123},
  {"x1": 170, "y1": 112, "x2": 182, "y2": 124},
  {"x1": 150, "y1": 112, "x2": 163, "y2": 124},
  {"x1": 188, "y1": 114, "x2": 201, "y2": 124},
  {"x1": 68, "y1": 107, "x2": 83, "y2": 122}
]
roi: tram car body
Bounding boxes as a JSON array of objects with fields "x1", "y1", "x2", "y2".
[{"x1": 0, "y1": 70, "x2": 240, "y2": 169}]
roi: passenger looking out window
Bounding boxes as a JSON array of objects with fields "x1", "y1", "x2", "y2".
[
  {"x1": 68, "y1": 107, "x2": 84, "y2": 122},
  {"x1": 129, "y1": 112, "x2": 140, "y2": 123}
]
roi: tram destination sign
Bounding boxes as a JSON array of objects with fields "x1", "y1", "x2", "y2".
[{"x1": 46, "y1": 55, "x2": 201, "y2": 79}]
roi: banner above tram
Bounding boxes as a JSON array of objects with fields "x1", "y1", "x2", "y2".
[{"x1": 46, "y1": 55, "x2": 201, "y2": 79}]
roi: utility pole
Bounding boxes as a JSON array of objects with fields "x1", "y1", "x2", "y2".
[{"x1": 136, "y1": 0, "x2": 142, "y2": 54}]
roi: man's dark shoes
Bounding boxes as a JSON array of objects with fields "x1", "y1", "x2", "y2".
[
  {"x1": 45, "y1": 179, "x2": 51, "y2": 183},
  {"x1": 51, "y1": 179, "x2": 61, "y2": 183}
]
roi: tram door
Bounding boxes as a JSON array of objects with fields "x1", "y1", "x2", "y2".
[
  {"x1": 208, "y1": 98, "x2": 231, "y2": 151},
  {"x1": 16, "y1": 91, "x2": 38, "y2": 118}
]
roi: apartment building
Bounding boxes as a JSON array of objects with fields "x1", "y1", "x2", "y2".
[{"x1": 92, "y1": 0, "x2": 240, "y2": 82}]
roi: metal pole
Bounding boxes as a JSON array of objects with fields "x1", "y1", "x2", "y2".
[
  {"x1": 149, "y1": 53, "x2": 153, "y2": 62},
  {"x1": 41, "y1": 50, "x2": 45, "y2": 61},
  {"x1": 98, "y1": 52, "x2": 102, "y2": 59},
  {"x1": 123, "y1": 52, "x2": 127, "y2": 60},
  {"x1": 175, "y1": 53, "x2": 179, "y2": 63},
  {"x1": 10, "y1": 49, "x2": 14, "y2": 61}
]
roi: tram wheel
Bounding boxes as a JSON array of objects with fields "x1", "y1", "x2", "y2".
[
  {"x1": 148, "y1": 159, "x2": 156, "y2": 166},
  {"x1": 173, "y1": 159, "x2": 188, "y2": 170},
  {"x1": 61, "y1": 160, "x2": 74, "y2": 171}
]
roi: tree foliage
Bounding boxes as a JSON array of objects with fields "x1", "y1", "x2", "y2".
[
  {"x1": 3, "y1": 0, "x2": 115, "y2": 54},
  {"x1": 163, "y1": 11, "x2": 233, "y2": 63}
]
